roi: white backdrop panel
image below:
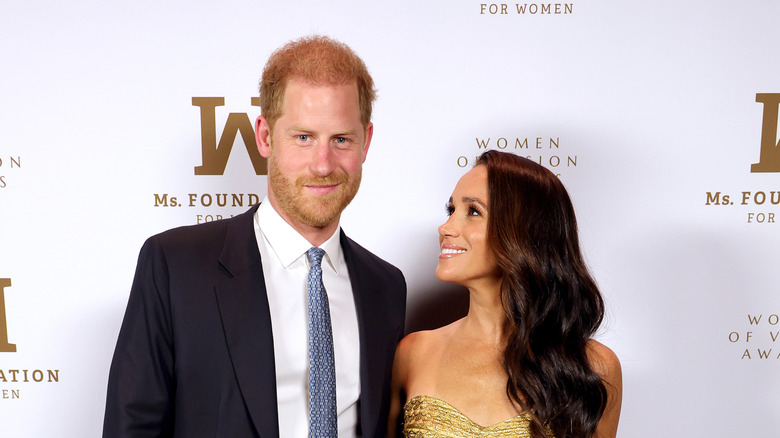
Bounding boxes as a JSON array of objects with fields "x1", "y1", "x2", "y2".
[{"x1": 1, "y1": 0, "x2": 778, "y2": 435}]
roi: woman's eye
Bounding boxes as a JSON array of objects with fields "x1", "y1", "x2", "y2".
[
  {"x1": 445, "y1": 204, "x2": 455, "y2": 216},
  {"x1": 468, "y1": 206, "x2": 481, "y2": 216}
]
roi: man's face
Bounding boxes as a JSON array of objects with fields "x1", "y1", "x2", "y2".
[{"x1": 256, "y1": 79, "x2": 372, "y2": 231}]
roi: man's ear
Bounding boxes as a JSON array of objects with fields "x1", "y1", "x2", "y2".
[
  {"x1": 256, "y1": 115, "x2": 272, "y2": 158},
  {"x1": 361, "y1": 121, "x2": 373, "y2": 163}
]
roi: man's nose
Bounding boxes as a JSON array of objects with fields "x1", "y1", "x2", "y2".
[{"x1": 310, "y1": 141, "x2": 335, "y2": 176}]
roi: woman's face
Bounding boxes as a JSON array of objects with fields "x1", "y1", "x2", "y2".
[{"x1": 436, "y1": 165, "x2": 502, "y2": 289}]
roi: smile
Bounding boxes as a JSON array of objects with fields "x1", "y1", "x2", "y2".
[
  {"x1": 440, "y1": 248, "x2": 466, "y2": 255},
  {"x1": 304, "y1": 184, "x2": 340, "y2": 195}
]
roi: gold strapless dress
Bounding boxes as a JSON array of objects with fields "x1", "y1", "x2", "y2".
[{"x1": 403, "y1": 395, "x2": 541, "y2": 437}]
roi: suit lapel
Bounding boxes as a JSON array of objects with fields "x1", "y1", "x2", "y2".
[
  {"x1": 211, "y1": 212, "x2": 395, "y2": 438},
  {"x1": 341, "y1": 232, "x2": 394, "y2": 438},
  {"x1": 214, "y1": 205, "x2": 280, "y2": 438}
]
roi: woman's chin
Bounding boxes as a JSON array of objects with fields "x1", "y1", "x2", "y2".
[{"x1": 434, "y1": 269, "x2": 461, "y2": 285}]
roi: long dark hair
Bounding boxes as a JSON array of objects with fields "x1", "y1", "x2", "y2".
[{"x1": 477, "y1": 150, "x2": 607, "y2": 438}]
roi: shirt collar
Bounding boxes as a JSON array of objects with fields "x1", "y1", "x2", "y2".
[{"x1": 255, "y1": 196, "x2": 342, "y2": 273}]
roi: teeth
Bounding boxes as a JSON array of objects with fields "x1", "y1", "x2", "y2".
[{"x1": 441, "y1": 248, "x2": 466, "y2": 254}]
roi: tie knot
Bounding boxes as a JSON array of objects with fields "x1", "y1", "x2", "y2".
[{"x1": 307, "y1": 247, "x2": 325, "y2": 268}]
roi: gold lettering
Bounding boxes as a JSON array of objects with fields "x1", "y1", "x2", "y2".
[
  {"x1": 751, "y1": 93, "x2": 780, "y2": 172},
  {"x1": 192, "y1": 97, "x2": 267, "y2": 175},
  {"x1": 0, "y1": 278, "x2": 16, "y2": 352},
  {"x1": 0, "y1": 369, "x2": 59, "y2": 383},
  {"x1": 2, "y1": 389, "x2": 21, "y2": 399}
]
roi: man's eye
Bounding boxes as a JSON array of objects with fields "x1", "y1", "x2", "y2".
[
  {"x1": 334, "y1": 137, "x2": 353, "y2": 147},
  {"x1": 298, "y1": 135, "x2": 309, "y2": 141}
]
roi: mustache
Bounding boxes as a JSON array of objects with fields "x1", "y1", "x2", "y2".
[{"x1": 296, "y1": 173, "x2": 348, "y2": 187}]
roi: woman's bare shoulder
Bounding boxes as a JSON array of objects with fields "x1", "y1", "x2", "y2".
[
  {"x1": 397, "y1": 319, "x2": 463, "y2": 360},
  {"x1": 587, "y1": 340, "x2": 623, "y2": 438},
  {"x1": 586, "y1": 339, "x2": 622, "y2": 380}
]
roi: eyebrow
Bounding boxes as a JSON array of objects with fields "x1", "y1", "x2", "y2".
[
  {"x1": 449, "y1": 196, "x2": 489, "y2": 209},
  {"x1": 287, "y1": 125, "x2": 359, "y2": 136}
]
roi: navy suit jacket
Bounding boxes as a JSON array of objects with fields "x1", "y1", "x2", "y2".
[{"x1": 103, "y1": 205, "x2": 407, "y2": 437}]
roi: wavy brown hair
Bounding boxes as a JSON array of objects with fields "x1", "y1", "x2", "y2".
[{"x1": 477, "y1": 150, "x2": 607, "y2": 438}]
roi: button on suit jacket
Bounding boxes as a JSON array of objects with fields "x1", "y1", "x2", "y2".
[{"x1": 103, "y1": 205, "x2": 407, "y2": 437}]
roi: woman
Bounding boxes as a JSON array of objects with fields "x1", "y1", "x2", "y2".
[{"x1": 388, "y1": 150, "x2": 622, "y2": 437}]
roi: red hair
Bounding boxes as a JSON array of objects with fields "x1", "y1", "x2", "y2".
[{"x1": 259, "y1": 35, "x2": 376, "y2": 130}]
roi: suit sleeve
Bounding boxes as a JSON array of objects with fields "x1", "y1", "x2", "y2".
[{"x1": 103, "y1": 237, "x2": 176, "y2": 438}]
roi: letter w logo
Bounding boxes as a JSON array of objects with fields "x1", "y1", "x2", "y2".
[
  {"x1": 0, "y1": 278, "x2": 15, "y2": 353},
  {"x1": 192, "y1": 97, "x2": 268, "y2": 175},
  {"x1": 752, "y1": 93, "x2": 780, "y2": 172}
]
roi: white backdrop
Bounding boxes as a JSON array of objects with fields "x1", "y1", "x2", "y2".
[{"x1": 1, "y1": 0, "x2": 779, "y2": 435}]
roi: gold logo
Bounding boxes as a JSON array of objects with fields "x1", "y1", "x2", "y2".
[
  {"x1": 0, "y1": 278, "x2": 15, "y2": 353},
  {"x1": 751, "y1": 93, "x2": 780, "y2": 173},
  {"x1": 0, "y1": 278, "x2": 62, "y2": 400},
  {"x1": 192, "y1": 97, "x2": 267, "y2": 176}
]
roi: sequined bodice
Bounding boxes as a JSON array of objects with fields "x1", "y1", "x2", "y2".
[{"x1": 403, "y1": 395, "x2": 536, "y2": 437}]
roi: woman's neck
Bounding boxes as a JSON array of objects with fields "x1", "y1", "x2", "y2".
[{"x1": 463, "y1": 280, "x2": 506, "y2": 345}]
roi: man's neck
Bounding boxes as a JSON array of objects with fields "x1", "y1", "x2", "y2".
[{"x1": 265, "y1": 197, "x2": 340, "y2": 247}]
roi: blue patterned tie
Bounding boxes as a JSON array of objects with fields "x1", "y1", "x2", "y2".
[{"x1": 306, "y1": 247, "x2": 337, "y2": 437}]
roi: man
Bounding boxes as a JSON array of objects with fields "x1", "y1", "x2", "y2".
[{"x1": 103, "y1": 35, "x2": 407, "y2": 438}]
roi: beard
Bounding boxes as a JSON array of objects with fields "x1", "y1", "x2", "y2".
[{"x1": 268, "y1": 158, "x2": 362, "y2": 229}]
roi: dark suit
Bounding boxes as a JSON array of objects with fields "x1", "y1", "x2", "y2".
[{"x1": 103, "y1": 205, "x2": 406, "y2": 438}]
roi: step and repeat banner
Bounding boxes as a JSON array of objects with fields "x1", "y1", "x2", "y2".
[{"x1": 1, "y1": 0, "x2": 778, "y2": 435}]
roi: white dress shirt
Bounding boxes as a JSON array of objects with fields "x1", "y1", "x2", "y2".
[{"x1": 254, "y1": 198, "x2": 361, "y2": 438}]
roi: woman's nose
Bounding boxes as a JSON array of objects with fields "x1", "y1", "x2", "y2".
[{"x1": 438, "y1": 216, "x2": 457, "y2": 237}]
